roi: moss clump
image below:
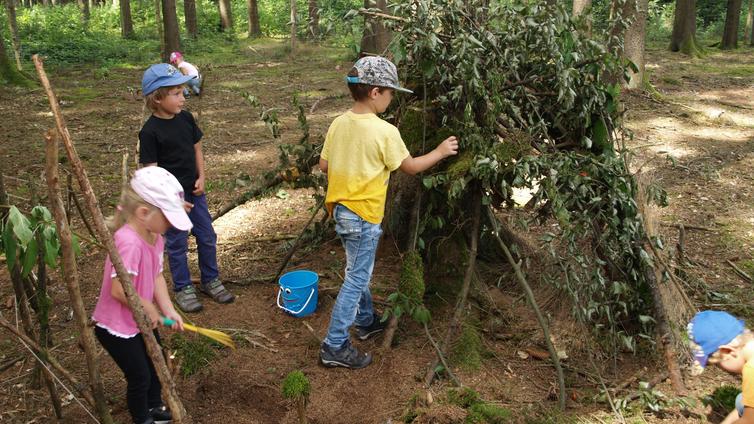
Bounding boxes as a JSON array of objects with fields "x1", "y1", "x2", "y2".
[
  {"x1": 281, "y1": 370, "x2": 311, "y2": 400},
  {"x1": 446, "y1": 150, "x2": 475, "y2": 180},
  {"x1": 703, "y1": 385, "x2": 739, "y2": 420},
  {"x1": 466, "y1": 402, "x2": 511, "y2": 423},
  {"x1": 452, "y1": 321, "x2": 483, "y2": 371},
  {"x1": 447, "y1": 387, "x2": 481, "y2": 409},
  {"x1": 398, "y1": 107, "x2": 426, "y2": 153},
  {"x1": 170, "y1": 333, "x2": 217, "y2": 377},
  {"x1": 399, "y1": 250, "x2": 425, "y2": 302}
]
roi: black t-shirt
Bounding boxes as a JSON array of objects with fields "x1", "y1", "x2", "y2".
[{"x1": 139, "y1": 111, "x2": 203, "y2": 193}]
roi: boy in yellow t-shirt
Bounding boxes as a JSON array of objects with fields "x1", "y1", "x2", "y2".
[
  {"x1": 688, "y1": 310, "x2": 754, "y2": 423},
  {"x1": 319, "y1": 56, "x2": 459, "y2": 369}
]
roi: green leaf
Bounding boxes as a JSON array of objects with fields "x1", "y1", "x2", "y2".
[
  {"x1": 2, "y1": 225, "x2": 17, "y2": 271},
  {"x1": 44, "y1": 238, "x2": 58, "y2": 268},
  {"x1": 8, "y1": 207, "x2": 33, "y2": 247},
  {"x1": 21, "y1": 237, "x2": 38, "y2": 277}
]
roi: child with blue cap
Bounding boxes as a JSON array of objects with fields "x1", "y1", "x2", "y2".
[
  {"x1": 689, "y1": 310, "x2": 754, "y2": 423},
  {"x1": 138, "y1": 63, "x2": 235, "y2": 313}
]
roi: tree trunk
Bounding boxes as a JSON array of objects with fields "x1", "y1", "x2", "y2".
[
  {"x1": 360, "y1": 0, "x2": 390, "y2": 54},
  {"x1": 573, "y1": 0, "x2": 591, "y2": 16},
  {"x1": 307, "y1": 0, "x2": 318, "y2": 38},
  {"x1": 745, "y1": 0, "x2": 753, "y2": 42},
  {"x1": 120, "y1": 0, "x2": 134, "y2": 38},
  {"x1": 218, "y1": 0, "x2": 232, "y2": 31},
  {"x1": 4, "y1": 0, "x2": 22, "y2": 71},
  {"x1": 721, "y1": 0, "x2": 743, "y2": 49},
  {"x1": 44, "y1": 130, "x2": 114, "y2": 424},
  {"x1": 0, "y1": 15, "x2": 29, "y2": 86},
  {"x1": 624, "y1": 0, "x2": 648, "y2": 89},
  {"x1": 290, "y1": 0, "x2": 297, "y2": 51},
  {"x1": 669, "y1": 0, "x2": 701, "y2": 56},
  {"x1": 154, "y1": 0, "x2": 165, "y2": 62},
  {"x1": 247, "y1": 0, "x2": 261, "y2": 37},
  {"x1": 184, "y1": 0, "x2": 197, "y2": 38},
  {"x1": 162, "y1": 0, "x2": 180, "y2": 61}
]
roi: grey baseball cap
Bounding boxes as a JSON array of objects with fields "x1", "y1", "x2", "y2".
[{"x1": 346, "y1": 56, "x2": 413, "y2": 94}]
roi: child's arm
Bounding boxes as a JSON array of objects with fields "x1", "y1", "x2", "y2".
[
  {"x1": 110, "y1": 277, "x2": 161, "y2": 329},
  {"x1": 319, "y1": 158, "x2": 328, "y2": 174},
  {"x1": 193, "y1": 141, "x2": 205, "y2": 195},
  {"x1": 153, "y1": 273, "x2": 184, "y2": 331},
  {"x1": 399, "y1": 136, "x2": 459, "y2": 175},
  {"x1": 734, "y1": 407, "x2": 754, "y2": 423}
]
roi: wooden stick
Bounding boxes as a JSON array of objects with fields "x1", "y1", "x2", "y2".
[
  {"x1": 0, "y1": 314, "x2": 95, "y2": 408},
  {"x1": 33, "y1": 54, "x2": 189, "y2": 423},
  {"x1": 727, "y1": 260, "x2": 753, "y2": 283},
  {"x1": 660, "y1": 222, "x2": 714, "y2": 232},
  {"x1": 424, "y1": 190, "x2": 481, "y2": 387},
  {"x1": 121, "y1": 152, "x2": 129, "y2": 193},
  {"x1": 44, "y1": 130, "x2": 114, "y2": 424},
  {"x1": 487, "y1": 206, "x2": 566, "y2": 410},
  {"x1": 423, "y1": 322, "x2": 460, "y2": 386},
  {"x1": 270, "y1": 198, "x2": 325, "y2": 283},
  {"x1": 357, "y1": 7, "x2": 409, "y2": 22}
]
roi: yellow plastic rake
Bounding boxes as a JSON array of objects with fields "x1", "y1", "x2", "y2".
[{"x1": 162, "y1": 317, "x2": 236, "y2": 350}]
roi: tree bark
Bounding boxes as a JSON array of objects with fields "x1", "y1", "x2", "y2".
[
  {"x1": 184, "y1": 0, "x2": 197, "y2": 38},
  {"x1": 155, "y1": 0, "x2": 166, "y2": 62},
  {"x1": 669, "y1": 0, "x2": 701, "y2": 56},
  {"x1": 120, "y1": 0, "x2": 134, "y2": 38},
  {"x1": 290, "y1": 0, "x2": 297, "y2": 51},
  {"x1": 218, "y1": 0, "x2": 232, "y2": 31},
  {"x1": 573, "y1": 0, "x2": 592, "y2": 16},
  {"x1": 33, "y1": 54, "x2": 190, "y2": 424},
  {"x1": 360, "y1": 0, "x2": 390, "y2": 54},
  {"x1": 4, "y1": 0, "x2": 22, "y2": 71},
  {"x1": 44, "y1": 130, "x2": 114, "y2": 424},
  {"x1": 722, "y1": 0, "x2": 743, "y2": 49},
  {"x1": 624, "y1": 0, "x2": 648, "y2": 89},
  {"x1": 247, "y1": 0, "x2": 261, "y2": 37},
  {"x1": 745, "y1": 0, "x2": 753, "y2": 42},
  {"x1": 308, "y1": 0, "x2": 318, "y2": 38},
  {"x1": 0, "y1": 12, "x2": 29, "y2": 86},
  {"x1": 78, "y1": 0, "x2": 90, "y2": 22},
  {"x1": 162, "y1": 0, "x2": 180, "y2": 61}
]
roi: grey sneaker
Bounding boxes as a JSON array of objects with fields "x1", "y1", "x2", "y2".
[
  {"x1": 320, "y1": 340, "x2": 372, "y2": 369},
  {"x1": 200, "y1": 278, "x2": 235, "y2": 304},
  {"x1": 355, "y1": 313, "x2": 388, "y2": 341},
  {"x1": 175, "y1": 285, "x2": 203, "y2": 313}
]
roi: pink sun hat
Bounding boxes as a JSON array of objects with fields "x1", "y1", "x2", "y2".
[
  {"x1": 131, "y1": 166, "x2": 192, "y2": 231},
  {"x1": 169, "y1": 51, "x2": 183, "y2": 64}
]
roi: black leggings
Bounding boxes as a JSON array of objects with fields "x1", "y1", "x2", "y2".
[{"x1": 95, "y1": 326, "x2": 163, "y2": 424}]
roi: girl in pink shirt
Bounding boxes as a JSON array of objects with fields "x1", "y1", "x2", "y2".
[{"x1": 92, "y1": 166, "x2": 191, "y2": 424}]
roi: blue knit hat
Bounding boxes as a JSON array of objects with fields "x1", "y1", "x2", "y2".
[
  {"x1": 142, "y1": 63, "x2": 195, "y2": 96},
  {"x1": 688, "y1": 310, "x2": 745, "y2": 374}
]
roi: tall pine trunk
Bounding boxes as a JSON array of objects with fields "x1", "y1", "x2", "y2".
[
  {"x1": 721, "y1": 0, "x2": 743, "y2": 49},
  {"x1": 78, "y1": 0, "x2": 90, "y2": 22},
  {"x1": 184, "y1": 0, "x2": 197, "y2": 38},
  {"x1": 155, "y1": 0, "x2": 165, "y2": 61},
  {"x1": 308, "y1": 0, "x2": 318, "y2": 38},
  {"x1": 4, "y1": 0, "x2": 22, "y2": 71},
  {"x1": 360, "y1": 0, "x2": 390, "y2": 54},
  {"x1": 247, "y1": 0, "x2": 261, "y2": 37},
  {"x1": 120, "y1": 0, "x2": 134, "y2": 38},
  {"x1": 218, "y1": 0, "x2": 232, "y2": 31},
  {"x1": 624, "y1": 0, "x2": 648, "y2": 89},
  {"x1": 746, "y1": 0, "x2": 753, "y2": 45},
  {"x1": 573, "y1": 0, "x2": 591, "y2": 16},
  {"x1": 290, "y1": 0, "x2": 297, "y2": 50},
  {"x1": 162, "y1": 0, "x2": 180, "y2": 61},
  {"x1": 669, "y1": 0, "x2": 701, "y2": 56},
  {"x1": 0, "y1": 14, "x2": 29, "y2": 86}
]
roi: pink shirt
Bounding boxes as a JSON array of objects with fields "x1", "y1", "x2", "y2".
[
  {"x1": 178, "y1": 61, "x2": 199, "y2": 77},
  {"x1": 92, "y1": 224, "x2": 164, "y2": 337}
]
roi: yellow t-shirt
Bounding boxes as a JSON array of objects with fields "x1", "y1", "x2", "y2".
[
  {"x1": 321, "y1": 111, "x2": 410, "y2": 224},
  {"x1": 743, "y1": 362, "x2": 754, "y2": 408}
]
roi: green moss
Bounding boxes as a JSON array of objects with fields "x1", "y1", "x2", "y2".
[
  {"x1": 466, "y1": 403, "x2": 511, "y2": 423},
  {"x1": 452, "y1": 320, "x2": 483, "y2": 371},
  {"x1": 447, "y1": 387, "x2": 481, "y2": 409},
  {"x1": 169, "y1": 333, "x2": 218, "y2": 377},
  {"x1": 399, "y1": 250, "x2": 425, "y2": 302},
  {"x1": 281, "y1": 370, "x2": 311, "y2": 400},
  {"x1": 446, "y1": 151, "x2": 475, "y2": 179},
  {"x1": 703, "y1": 385, "x2": 738, "y2": 418},
  {"x1": 398, "y1": 107, "x2": 426, "y2": 153}
]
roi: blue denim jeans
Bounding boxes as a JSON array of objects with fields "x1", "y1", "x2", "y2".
[
  {"x1": 183, "y1": 77, "x2": 201, "y2": 96},
  {"x1": 323, "y1": 204, "x2": 382, "y2": 349},
  {"x1": 165, "y1": 193, "x2": 219, "y2": 291}
]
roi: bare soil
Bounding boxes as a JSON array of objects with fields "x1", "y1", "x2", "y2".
[{"x1": 1, "y1": 40, "x2": 754, "y2": 423}]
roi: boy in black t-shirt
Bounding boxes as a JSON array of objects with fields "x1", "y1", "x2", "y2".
[{"x1": 138, "y1": 63, "x2": 235, "y2": 313}]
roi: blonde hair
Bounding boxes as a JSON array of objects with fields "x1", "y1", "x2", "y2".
[
  {"x1": 144, "y1": 85, "x2": 182, "y2": 112},
  {"x1": 707, "y1": 330, "x2": 754, "y2": 364},
  {"x1": 106, "y1": 187, "x2": 156, "y2": 232}
]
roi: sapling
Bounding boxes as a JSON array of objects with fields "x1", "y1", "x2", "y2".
[{"x1": 282, "y1": 370, "x2": 310, "y2": 424}]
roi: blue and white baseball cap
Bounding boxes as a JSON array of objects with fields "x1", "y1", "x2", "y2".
[
  {"x1": 142, "y1": 63, "x2": 195, "y2": 96},
  {"x1": 688, "y1": 310, "x2": 745, "y2": 374}
]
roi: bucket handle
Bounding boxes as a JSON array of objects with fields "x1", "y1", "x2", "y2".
[{"x1": 276, "y1": 287, "x2": 316, "y2": 316}]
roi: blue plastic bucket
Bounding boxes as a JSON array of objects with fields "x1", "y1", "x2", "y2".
[{"x1": 276, "y1": 270, "x2": 318, "y2": 318}]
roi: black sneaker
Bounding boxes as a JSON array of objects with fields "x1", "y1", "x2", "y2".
[
  {"x1": 355, "y1": 313, "x2": 387, "y2": 341},
  {"x1": 320, "y1": 340, "x2": 372, "y2": 369},
  {"x1": 149, "y1": 405, "x2": 172, "y2": 424}
]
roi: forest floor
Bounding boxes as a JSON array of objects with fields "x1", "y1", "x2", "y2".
[{"x1": 0, "y1": 39, "x2": 754, "y2": 423}]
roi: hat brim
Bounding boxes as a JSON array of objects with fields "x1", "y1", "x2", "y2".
[
  {"x1": 144, "y1": 75, "x2": 197, "y2": 96},
  {"x1": 391, "y1": 85, "x2": 413, "y2": 94},
  {"x1": 164, "y1": 209, "x2": 193, "y2": 232}
]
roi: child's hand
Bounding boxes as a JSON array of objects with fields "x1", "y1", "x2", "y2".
[
  {"x1": 143, "y1": 302, "x2": 161, "y2": 329},
  {"x1": 183, "y1": 201, "x2": 194, "y2": 213},
  {"x1": 162, "y1": 311, "x2": 184, "y2": 331},
  {"x1": 436, "y1": 136, "x2": 459, "y2": 159},
  {"x1": 193, "y1": 176, "x2": 205, "y2": 195}
]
